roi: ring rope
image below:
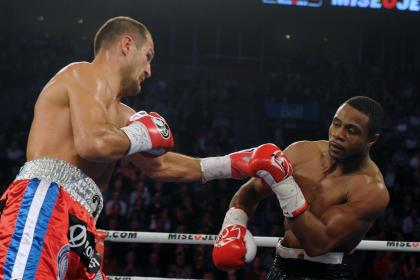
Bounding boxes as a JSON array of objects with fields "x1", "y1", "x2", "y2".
[{"x1": 102, "y1": 230, "x2": 420, "y2": 253}]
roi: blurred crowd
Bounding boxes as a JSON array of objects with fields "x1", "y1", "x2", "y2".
[{"x1": 0, "y1": 35, "x2": 419, "y2": 280}]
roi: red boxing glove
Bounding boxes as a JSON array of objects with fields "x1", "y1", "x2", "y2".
[
  {"x1": 121, "y1": 111, "x2": 174, "y2": 157},
  {"x1": 249, "y1": 144, "x2": 308, "y2": 218},
  {"x1": 249, "y1": 143, "x2": 292, "y2": 185},
  {"x1": 139, "y1": 112, "x2": 174, "y2": 157},
  {"x1": 212, "y1": 208, "x2": 256, "y2": 271}
]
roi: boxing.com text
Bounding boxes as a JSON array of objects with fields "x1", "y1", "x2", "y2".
[{"x1": 106, "y1": 232, "x2": 137, "y2": 239}]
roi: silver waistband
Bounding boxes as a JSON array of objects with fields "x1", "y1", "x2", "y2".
[
  {"x1": 276, "y1": 239, "x2": 344, "y2": 264},
  {"x1": 15, "y1": 158, "x2": 103, "y2": 221}
]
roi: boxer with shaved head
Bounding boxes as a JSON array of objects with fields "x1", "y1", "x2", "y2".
[{"x1": 0, "y1": 16, "x2": 253, "y2": 280}]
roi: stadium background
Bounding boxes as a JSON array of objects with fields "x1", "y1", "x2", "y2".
[{"x1": 1, "y1": 0, "x2": 420, "y2": 279}]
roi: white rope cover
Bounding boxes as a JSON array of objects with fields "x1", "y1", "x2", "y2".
[{"x1": 104, "y1": 230, "x2": 420, "y2": 253}]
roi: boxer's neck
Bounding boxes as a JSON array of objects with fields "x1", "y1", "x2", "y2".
[
  {"x1": 92, "y1": 50, "x2": 125, "y2": 100},
  {"x1": 327, "y1": 152, "x2": 371, "y2": 175}
]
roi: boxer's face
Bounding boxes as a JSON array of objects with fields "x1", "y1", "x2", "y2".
[
  {"x1": 121, "y1": 34, "x2": 154, "y2": 96},
  {"x1": 328, "y1": 104, "x2": 372, "y2": 161}
]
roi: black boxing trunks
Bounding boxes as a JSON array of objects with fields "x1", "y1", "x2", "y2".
[{"x1": 267, "y1": 240, "x2": 352, "y2": 280}]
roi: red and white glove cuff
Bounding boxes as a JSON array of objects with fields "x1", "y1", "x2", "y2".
[
  {"x1": 200, "y1": 156, "x2": 231, "y2": 183},
  {"x1": 222, "y1": 207, "x2": 248, "y2": 228},
  {"x1": 219, "y1": 208, "x2": 256, "y2": 263},
  {"x1": 270, "y1": 176, "x2": 308, "y2": 218},
  {"x1": 121, "y1": 122, "x2": 152, "y2": 156},
  {"x1": 244, "y1": 230, "x2": 257, "y2": 262}
]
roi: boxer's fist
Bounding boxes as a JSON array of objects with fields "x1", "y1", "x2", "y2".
[
  {"x1": 249, "y1": 143, "x2": 292, "y2": 186},
  {"x1": 122, "y1": 111, "x2": 174, "y2": 156},
  {"x1": 249, "y1": 144, "x2": 307, "y2": 218},
  {"x1": 212, "y1": 208, "x2": 256, "y2": 271},
  {"x1": 135, "y1": 112, "x2": 174, "y2": 157}
]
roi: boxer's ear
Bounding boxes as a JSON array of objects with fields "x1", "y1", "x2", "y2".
[{"x1": 120, "y1": 35, "x2": 136, "y2": 56}]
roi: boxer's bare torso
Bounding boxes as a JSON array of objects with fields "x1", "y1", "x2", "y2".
[
  {"x1": 27, "y1": 62, "x2": 134, "y2": 190},
  {"x1": 283, "y1": 140, "x2": 388, "y2": 253},
  {"x1": 25, "y1": 33, "x2": 201, "y2": 188}
]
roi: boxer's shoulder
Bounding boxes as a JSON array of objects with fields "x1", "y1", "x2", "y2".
[
  {"x1": 346, "y1": 173, "x2": 389, "y2": 216},
  {"x1": 349, "y1": 158, "x2": 385, "y2": 186},
  {"x1": 58, "y1": 62, "x2": 102, "y2": 88},
  {"x1": 288, "y1": 140, "x2": 325, "y2": 151},
  {"x1": 55, "y1": 62, "x2": 115, "y2": 108},
  {"x1": 284, "y1": 140, "x2": 323, "y2": 165},
  {"x1": 37, "y1": 63, "x2": 95, "y2": 100},
  {"x1": 35, "y1": 63, "x2": 93, "y2": 107},
  {"x1": 345, "y1": 162, "x2": 388, "y2": 208}
]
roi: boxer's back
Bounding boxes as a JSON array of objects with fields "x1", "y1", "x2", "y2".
[
  {"x1": 283, "y1": 140, "x2": 385, "y2": 252},
  {"x1": 26, "y1": 62, "x2": 126, "y2": 189}
]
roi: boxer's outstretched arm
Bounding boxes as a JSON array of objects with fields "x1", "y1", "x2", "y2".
[
  {"x1": 287, "y1": 180, "x2": 389, "y2": 257},
  {"x1": 67, "y1": 66, "x2": 131, "y2": 161},
  {"x1": 120, "y1": 103, "x2": 253, "y2": 182},
  {"x1": 128, "y1": 152, "x2": 202, "y2": 182},
  {"x1": 129, "y1": 148, "x2": 256, "y2": 182}
]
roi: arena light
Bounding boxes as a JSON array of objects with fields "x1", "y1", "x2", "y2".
[{"x1": 262, "y1": 0, "x2": 323, "y2": 7}]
